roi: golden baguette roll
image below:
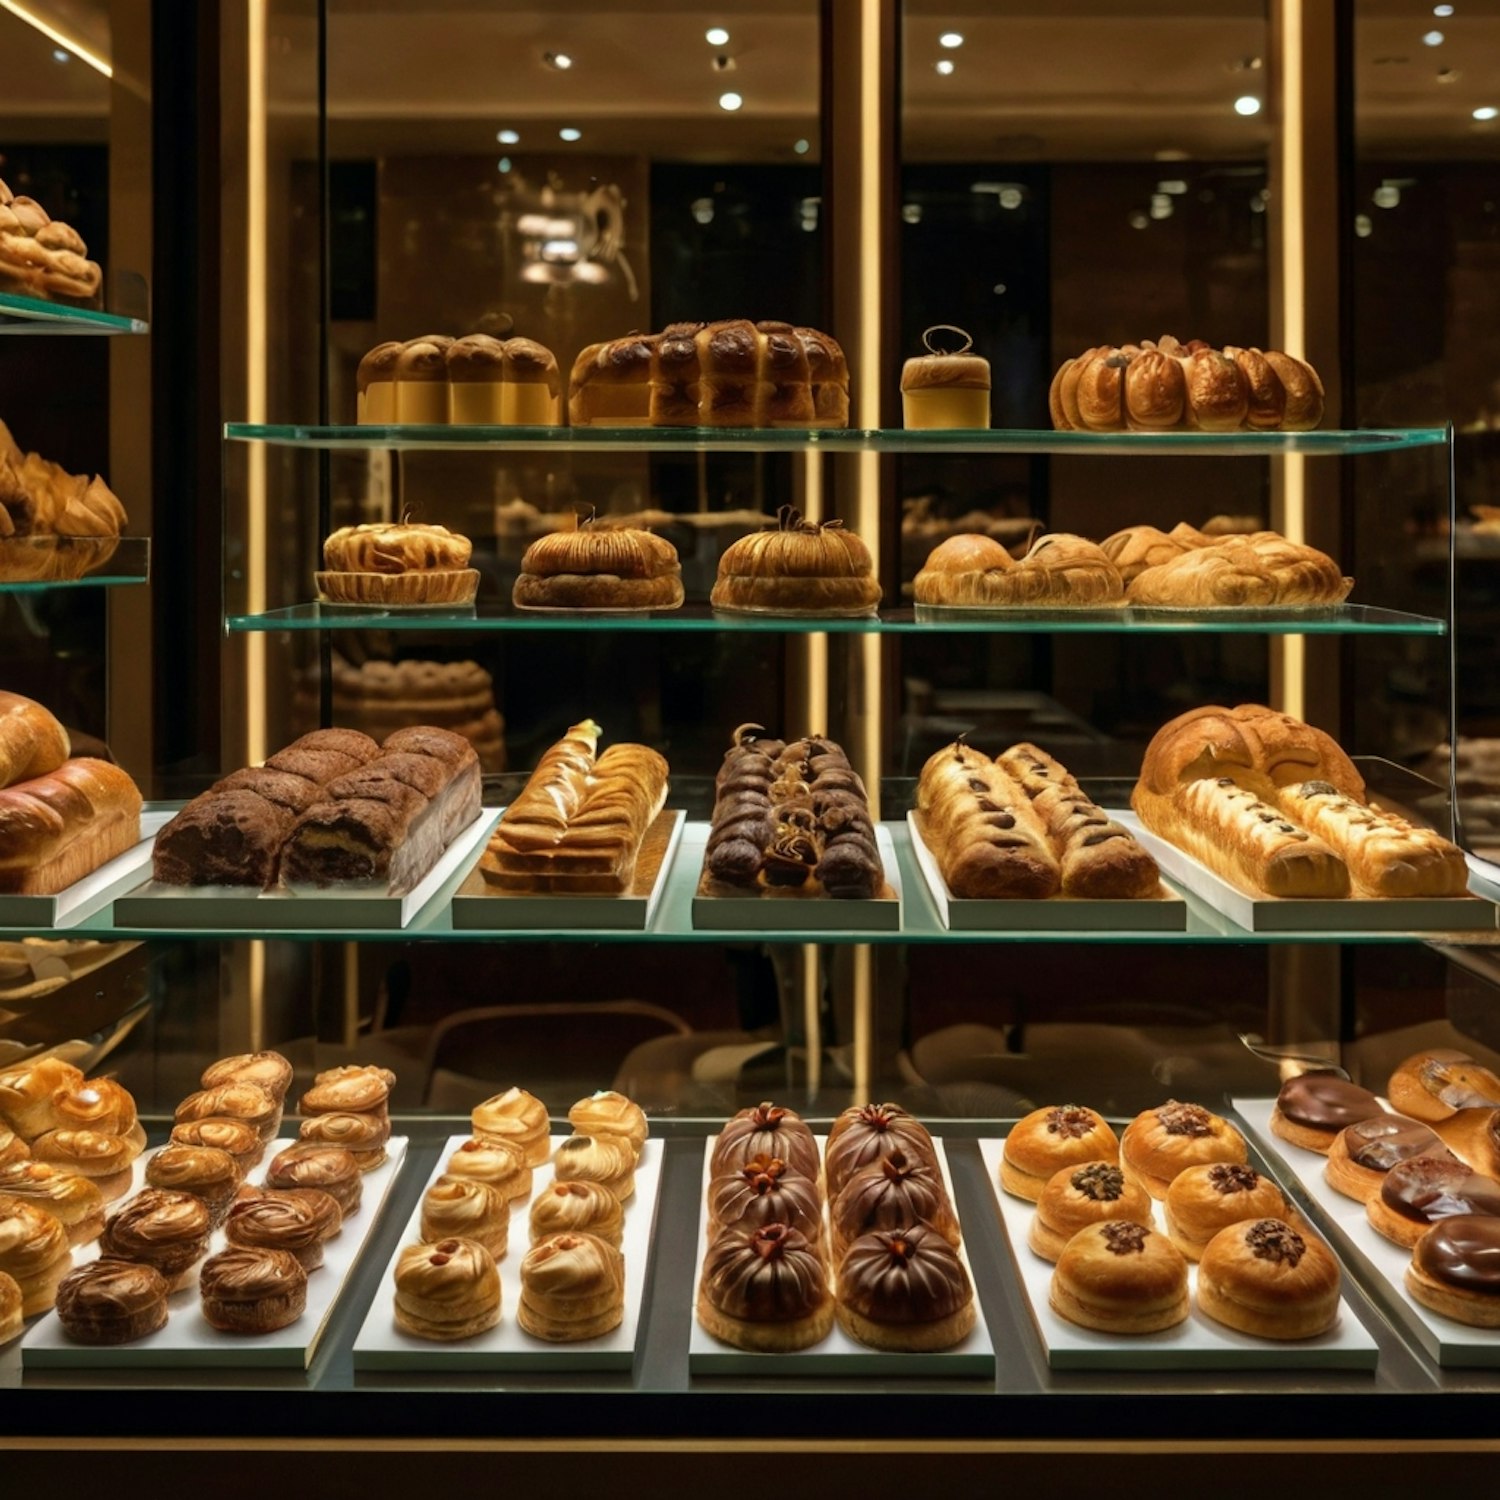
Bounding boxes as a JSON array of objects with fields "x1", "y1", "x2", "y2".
[
  {"x1": 914, "y1": 532, "x2": 1124, "y2": 608},
  {"x1": 485, "y1": 719, "x2": 599, "y2": 855},
  {"x1": 996, "y1": 743, "x2": 1160, "y2": 898},
  {"x1": 0, "y1": 758, "x2": 144, "y2": 896},
  {"x1": 915, "y1": 740, "x2": 1059, "y2": 899},
  {"x1": 1135, "y1": 774, "x2": 1349, "y2": 898},
  {"x1": 1272, "y1": 780, "x2": 1468, "y2": 898},
  {"x1": 0, "y1": 692, "x2": 70, "y2": 790}
]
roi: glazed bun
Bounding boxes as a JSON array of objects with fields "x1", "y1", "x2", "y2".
[
  {"x1": 1162, "y1": 1161, "x2": 1294, "y2": 1262},
  {"x1": 1048, "y1": 1220, "x2": 1190, "y2": 1334},
  {"x1": 1195, "y1": 1218, "x2": 1340, "y2": 1339},
  {"x1": 1002, "y1": 1105, "x2": 1120, "y2": 1202},
  {"x1": 1028, "y1": 1161, "x2": 1153, "y2": 1263},
  {"x1": 1324, "y1": 1115, "x2": 1449, "y2": 1203},
  {"x1": 1119, "y1": 1100, "x2": 1247, "y2": 1200}
]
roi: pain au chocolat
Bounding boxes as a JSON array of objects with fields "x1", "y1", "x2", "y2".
[
  {"x1": 514, "y1": 510, "x2": 683, "y2": 612},
  {"x1": 712, "y1": 505, "x2": 880, "y2": 617}
]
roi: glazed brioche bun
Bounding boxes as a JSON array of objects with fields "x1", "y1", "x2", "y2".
[
  {"x1": 1119, "y1": 1100, "x2": 1247, "y2": 1200},
  {"x1": 1195, "y1": 1218, "x2": 1340, "y2": 1339},
  {"x1": 1162, "y1": 1161, "x2": 1294, "y2": 1262},
  {"x1": 1027, "y1": 1161, "x2": 1153, "y2": 1263},
  {"x1": 1048, "y1": 1220, "x2": 1190, "y2": 1335},
  {"x1": 1000, "y1": 1105, "x2": 1119, "y2": 1203}
]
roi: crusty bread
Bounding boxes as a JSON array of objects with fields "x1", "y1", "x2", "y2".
[
  {"x1": 915, "y1": 531, "x2": 1123, "y2": 608},
  {"x1": 1129, "y1": 533, "x2": 1352, "y2": 608}
]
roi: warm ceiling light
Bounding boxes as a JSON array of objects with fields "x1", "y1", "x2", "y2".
[
  {"x1": 0, "y1": 0, "x2": 112, "y2": 76},
  {"x1": 719, "y1": 91, "x2": 743, "y2": 111},
  {"x1": 793, "y1": 138, "x2": 810, "y2": 155},
  {"x1": 1434, "y1": 4, "x2": 1454, "y2": 15},
  {"x1": 558, "y1": 126, "x2": 582, "y2": 141},
  {"x1": 497, "y1": 129, "x2": 520, "y2": 145},
  {"x1": 543, "y1": 50, "x2": 573, "y2": 70},
  {"x1": 1423, "y1": 29, "x2": 1444, "y2": 45},
  {"x1": 1234, "y1": 95, "x2": 1262, "y2": 116},
  {"x1": 939, "y1": 32, "x2": 963, "y2": 48},
  {"x1": 935, "y1": 59, "x2": 955, "y2": 76},
  {"x1": 1473, "y1": 105, "x2": 1499, "y2": 120},
  {"x1": 705, "y1": 26, "x2": 730, "y2": 45}
]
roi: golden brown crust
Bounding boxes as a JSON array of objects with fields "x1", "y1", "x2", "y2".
[
  {"x1": 915, "y1": 532, "x2": 1124, "y2": 609},
  {"x1": 1048, "y1": 1220, "x2": 1190, "y2": 1333},
  {"x1": 1029, "y1": 1161, "x2": 1154, "y2": 1262},
  {"x1": 322, "y1": 523, "x2": 471, "y2": 575},
  {"x1": 99, "y1": 1189, "x2": 212, "y2": 1289},
  {"x1": 0, "y1": 1057, "x2": 84, "y2": 1140},
  {"x1": 175, "y1": 1081, "x2": 281, "y2": 1143},
  {"x1": 169, "y1": 1117, "x2": 264, "y2": 1175},
  {"x1": 1162, "y1": 1162, "x2": 1293, "y2": 1260},
  {"x1": 530, "y1": 1179, "x2": 624, "y2": 1249},
  {"x1": 1002, "y1": 1106, "x2": 1120, "y2": 1201},
  {"x1": 550, "y1": 1134, "x2": 635, "y2": 1202},
  {"x1": 200, "y1": 1051, "x2": 293, "y2": 1103},
  {"x1": 393, "y1": 1236, "x2": 501, "y2": 1340},
  {"x1": 31, "y1": 1128, "x2": 137, "y2": 1198},
  {"x1": 0, "y1": 1197, "x2": 72, "y2": 1313},
  {"x1": 470, "y1": 1087, "x2": 551, "y2": 1166},
  {"x1": 517, "y1": 1230, "x2": 625, "y2": 1341},
  {"x1": 316, "y1": 568, "x2": 479, "y2": 607},
  {"x1": 55, "y1": 1257, "x2": 168, "y2": 1344},
  {"x1": 1195, "y1": 1218, "x2": 1340, "y2": 1338},
  {"x1": 1387, "y1": 1048, "x2": 1500, "y2": 1123},
  {"x1": 512, "y1": 571, "x2": 682, "y2": 611},
  {"x1": 712, "y1": 505, "x2": 880, "y2": 616},
  {"x1": 296, "y1": 1112, "x2": 390, "y2": 1171},
  {"x1": 0, "y1": 759, "x2": 143, "y2": 897},
  {"x1": 422, "y1": 1176, "x2": 509, "y2": 1259},
  {"x1": 0, "y1": 1161, "x2": 103, "y2": 1244},
  {"x1": 224, "y1": 1188, "x2": 341, "y2": 1270},
  {"x1": 144, "y1": 1145, "x2": 241, "y2": 1227},
  {"x1": 1128, "y1": 534, "x2": 1352, "y2": 608},
  {"x1": 443, "y1": 1137, "x2": 532, "y2": 1201},
  {"x1": 1119, "y1": 1101, "x2": 1248, "y2": 1199},
  {"x1": 567, "y1": 1092, "x2": 648, "y2": 1160},
  {"x1": 0, "y1": 691, "x2": 71, "y2": 790}
]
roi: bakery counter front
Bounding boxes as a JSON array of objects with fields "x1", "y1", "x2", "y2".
[{"x1": 5, "y1": 1109, "x2": 1500, "y2": 1451}]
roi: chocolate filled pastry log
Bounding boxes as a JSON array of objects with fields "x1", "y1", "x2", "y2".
[
  {"x1": 277, "y1": 726, "x2": 483, "y2": 896},
  {"x1": 479, "y1": 719, "x2": 669, "y2": 894},
  {"x1": 703, "y1": 725, "x2": 884, "y2": 899},
  {"x1": 915, "y1": 739, "x2": 1159, "y2": 900},
  {"x1": 1131, "y1": 703, "x2": 1468, "y2": 900}
]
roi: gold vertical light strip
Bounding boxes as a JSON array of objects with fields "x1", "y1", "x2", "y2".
[
  {"x1": 851, "y1": 945, "x2": 872, "y2": 1103},
  {"x1": 802, "y1": 945, "x2": 822, "y2": 1098},
  {"x1": 1275, "y1": 0, "x2": 1307, "y2": 721},
  {"x1": 246, "y1": 0, "x2": 268, "y2": 766}
]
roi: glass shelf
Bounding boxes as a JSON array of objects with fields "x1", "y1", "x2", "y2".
[
  {"x1": 223, "y1": 600, "x2": 1445, "y2": 636},
  {"x1": 0, "y1": 536, "x2": 150, "y2": 590},
  {"x1": 0, "y1": 290, "x2": 148, "y2": 336},
  {"x1": 223, "y1": 421, "x2": 1449, "y2": 456},
  {"x1": 6, "y1": 820, "x2": 1493, "y2": 946}
]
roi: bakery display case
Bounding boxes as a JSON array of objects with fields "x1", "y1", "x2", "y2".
[{"x1": 12, "y1": 0, "x2": 1500, "y2": 1480}]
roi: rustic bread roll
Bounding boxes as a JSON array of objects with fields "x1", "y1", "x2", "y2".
[
  {"x1": 914, "y1": 531, "x2": 1124, "y2": 609},
  {"x1": 1049, "y1": 1220, "x2": 1190, "y2": 1334},
  {"x1": 712, "y1": 505, "x2": 881, "y2": 616},
  {"x1": 513, "y1": 512, "x2": 683, "y2": 611},
  {"x1": 1028, "y1": 1161, "x2": 1153, "y2": 1262}
]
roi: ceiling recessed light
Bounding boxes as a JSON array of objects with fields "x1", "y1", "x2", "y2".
[
  {"x1": 705, "y1": 26, "x2": 730, "y2": 45},
  {"x1": 1474, "y1": 105, "x2": 1499, "y2": 120},
  {"x1": 719, "y1": 91, "x2": 743, "y2": 111},
  {"x1": 559, "y1": 126, "x2": 582, "y2": 141},
  {"x1": 1355, "y1": 213, "x2": 1374, "y2": 237},
  {"x1": 1423, "y1": 29, "x2": 1444, "y2": 45},
  {"x1": 935, "y1": 59, "x2": 955, "y2": 76},
  {"x1": 51, "y1": 47, "x2": 69, "y2": 63},
  {"x1": 1434, "y1": 4, "x2": 1454, "y2": 15},
  {"x1": 1373, "y1": 183, "x2": 1401, "y2": 208},
  {"x1": 1234, "y1": 95, "x2": 1262, "y2": 116},
  {"x1": 543, "y1": 50, "x2": 573, "y2": 70},
  {"x1": 497, "y1": 129, "x2": 520, "y2": 145},
  {"x1": 497, "y1": 157, "x2": 512, "y2": 173},
  {"x1": 939, "y1": 31, "x2": 963, "y2": 48},
  {"x1": 793, "y1": 138, "x2": 810, "y2": 155}
]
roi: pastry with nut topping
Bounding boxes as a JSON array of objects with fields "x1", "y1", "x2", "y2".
[
  {"x1": 1162, "y1": 1161, "x2": 1295, "y2": 1261},
  {"x1": 1119, "y1": 1100, "x2": 1247, "y2": 1200},
  {"x1": 1001, "y1": 1105, "x2": 1119, "y2": 1203},
  {"x1": 394, "y1": 1236, "x2": 500, "y2": 1341},
  {"x1": 1196, "y1": 1217, "x2": 1340, "y2": 1339},
  {"x1": 1049, "y1": 1220, "x2": 1189, "y2": 1334},
  {"x1": 1028, "y1": 1160, "x2": 1153, "y2": 1263}
]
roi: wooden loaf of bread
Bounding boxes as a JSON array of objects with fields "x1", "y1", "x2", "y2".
[
  {"x1": 0, "y1": 692, "x2": 70, "y2": 790},
  {"x1": 480, "y1": 723, "x2": 668, "y2": 893},
  {"x1": 0, "y1": 758, "x2": 143, "y2": 894}
]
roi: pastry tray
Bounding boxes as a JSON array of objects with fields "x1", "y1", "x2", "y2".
[
  {"x1": 1234, "y1": 1096, "x2": 1500, "y2": 1367},
  {"x1": 112, "y1": 810, "x2": 501, "y2": 931},
  {"x1": 906, "y1": 812, "x2": 1186, "y2": 932},
  {"x1": 23, "y1": 1134, "x2": 408, "y2": 1369},
  {"x1": 352, "y1": 1134, "x2": 661, "y2": 1371},
  {"x1": 978, "y1": 1135, "x2": 1378, "y2": 1371},
  {"x1": 1115, "y1": 811, "x2": 1497, "y2": 933},
  {"x1": 451, "y1": 809, "x2": 685, "y2": 931},
  {"x1": 0, "y1": 810, "x2": 175, "y2": 930},
  {"x1": 689, "y1": 1136, "x2": 995, "y2": 1376},
  {"x1": 691, "y1": 824, "x2": 902, "y2": 932}
]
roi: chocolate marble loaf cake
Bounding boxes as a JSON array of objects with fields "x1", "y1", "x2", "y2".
[{"x1": 704, "y1": 725, "x2": 882, "y2": 898}]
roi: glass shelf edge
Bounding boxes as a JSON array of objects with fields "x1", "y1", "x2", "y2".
[
  {"x1": 0, "y1": 290, "x2": 148, "y2": 335},
  {"x1": 0, "y1": 536, "x2": 151, "y2": 590}
]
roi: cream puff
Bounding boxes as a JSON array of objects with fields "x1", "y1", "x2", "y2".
[
  {"x1": 297, "y1": 1111, "x2": 391, "y2": 1172},
  {"x1": 1119, "y1": 1100, "x2": 1247, "y2": 1200},
  {"x1": 1196, "y1": 1218, "x2": 1340, "y2": 1339},
  {"x1": 1028, "y1": 1161, "x2": 1154, "y2": 1263},
  {"x1": 1048, "y1": 1220, "x2": 1189, "y2": 1334},
  {"x1": 1001, "y1": 1105, "x2": 1119, "y2": 1202},
  {"x1": 551, "y1": 1134, "x2": 635, "y2": 1203},
  {"x1": 529, "y1": 1179, "x2": 624, "y2": 1250},
  {"x1": 472, "y1": 1087, "x2": 551, "y2": 1167},
  {"x1": 394, "y1": 1236, "x2": 501, "y2": 1341},
  {"x1": 1162, "y1": 1161, "x2": 1295, "y2": 1262}
]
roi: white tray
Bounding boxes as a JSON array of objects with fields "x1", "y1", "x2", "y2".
[
  {"x1": 1234, "y1": 1096, "x2": 1500, "y2": 1368},
  {"x1": 352, "y1": 1134, "x2": 661, "y2": 1371},
  {"x1": 977, "y1": 1135, "x2": 1378, "y2": 1371},
  {"x1": 1116, "y1": 810, "x2": 1496, "y2": 933},
  {"x1": 906, "y1": 811, "x2": 1186, "y2": 932},
  {"x1": 689, "y1": 1135, "x2": 995, "y2": 1376},
  {"x1": 112, "y1": 810, "x2": 501, "y2": 931},
  {"x1": 1465, "y1": 852, "x2": 1500, "y2": 906},
  {"x1": 23, "y1": 1134, "x2": 408, "y2": 1368},
  {"x1": 450, "y1": 809, "x2": 685, "y2": 931},
  {"x1": 0, "y1": 810, "x2": 174, "y2": 930},
  {"x1": 691, "y1": 823, "x2": 902, "y2": 932}
]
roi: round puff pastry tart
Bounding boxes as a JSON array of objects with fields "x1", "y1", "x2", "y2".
[
  {"x1": 199, "y1": 1247, "x2": 308, "y2": 1335},
  {"x1": 99, "y1": 1188, "x2": 212, "y2": 1292},
  {"x1": 836, "y1": 1224, "x2": 976, "y2": 1352},
  {"x1": 0, "y1": 1057, "x2": 84, "y2": 1140},
  {"x1": 529, "y1": 1179, "x2": 624, "y2": 1250},
  {"x1": 1406, "y1": 1215, "x2": 1500, "y2": 1328},
  {"x1": 823, "y1": 1102, "x2": 936, "y2": 1200},
  {"x1": 443, "y1": 1137, "x2": 532, "y2": 1203},
  {"x1": 421, "y1": 1176, "x2": 509, "y2": 1260},
  {"x1": 568, "y1": 1091, "x2": 648, "y2": 1162},
  {"x1": 1119, "y1": 1100, "x2": 1247, "y2": 1200},
  {"x1": 0, "y1": 1197, "x2": 72, "y2": 1314},
  {"x1": 394, "y1": 1236, "x2": 501, "y2": 1342},
  {"x1": 264, "y1": 1145, "x2": 362, "y2": 1221},
  {"x1": 54, "y1": 1257, "x2": 169, "y2": 1345},
  {"x1": 0, "y1": 1160, "x2": 105, "y2": 1245},
  {"x1": 297, "y1": 1111, "x2": 391, "y2": 1172},
  {"x1": 1196, "y1": 1218, "x2": 1340, "y2": 1340},
  {"x1": 169, "y1": 1117, "x2": 264, "y2": 1177},
  {"x1": 1048, "y1": 1220, "x2": 1190, "y2": 1335},
  {"x1": 224, "y1": 1188, "x2": 342, "y2": 1272},
  {"x1": 0, "y1": 1268, "x2": 21, "y2": 1344},
  {"x1": 30, "y1": 1129, "x2": 137, "y2": 1202},
  {"x1": 1028, "y1": 1161, "x2": 1153, "y2": 1263},
  {"x1": 1269, "y1": 1072, "x2": 1385, "y2": 1156},
  {"x1": 550, "y1": 1134, "x2": 635, "y2": 1203},
  {"x1": 1324, "y1": 1115, "x2": 1450, "y2": 1203},
  {"x1": 472, "y1": 1086, "x2": 551, "y2": 1167},
  {"x1": 1002, "y1": 1105, "x2": 1119, "y2": 1203},
  {"x1": 696, "y1": 1221, "x2": 832, "y2": 1353},
  {"x1": 1162, "y1": 1161, "x2": 1294, "y2": 1262},
  {"x1": 517, "y1": 1230, "x2": 625, "y2": 1342},
  {"x1": 201, "y1": 1050, "x2": 294, "y2": 1104}
]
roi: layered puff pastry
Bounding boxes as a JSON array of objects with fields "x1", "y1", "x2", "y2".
[
  {"x1": 1049, "y1": 335, "x2": 1323, "y2": 432},
  {"x1": 712, "y1": 505, "x2": 881, "y2": 617},
  {"x1": 569, "y1": 319, "x2": 848, "y2": 429},
  {"x1": 0, "y1": 420, "x2": 126, "y2": 581},
  {"x1": 703, "y1": 725, "x2": 884, "y2": 899},
  {"x1": 317, "y1": 520, "x2": 479, "y2": 607},
  {"x1": 513, "y1": 510, "x2": 683, "y2": 612},
  {"x1": 916, "y1": 739, "x2": 1159, "y2": 901},
  {"x1": 479, "y1": 719, "x2": 669, "y2": 894},
  {"x1": 0, "y1": 178, "x2": 103, "y2": 306},
  {"x1": 914, "y1": 532, "x2": 1124, "y2": 609},
  {"x1": 1131, "y1": 703, "x2": 1469, "y2": 899}
]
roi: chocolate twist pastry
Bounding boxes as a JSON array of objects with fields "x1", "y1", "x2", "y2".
[
  {"x1": 99, "y1": 1189, "x2": 211, "y2": 1287},
  {"x1": 264, "y1": 1146, "x2": 362, "y2": 1220},
  {"x1": 199, "y1": 1246, "x2": 308, "y2": 1334},
  {"x1": 144, "y1": 1145, "x2": 241, "y2": 1228},
  {"x1": 224, "y1": 1188, "x2": 342, "y2": 1271}
]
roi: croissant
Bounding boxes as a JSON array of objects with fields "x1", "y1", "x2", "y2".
[
  {"x1": 1129, "y1": 535, "x2": 1352, "y2": 607},
  {"x1": 914, "y1": 532, "x2": 1124, "y2": 608}
]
